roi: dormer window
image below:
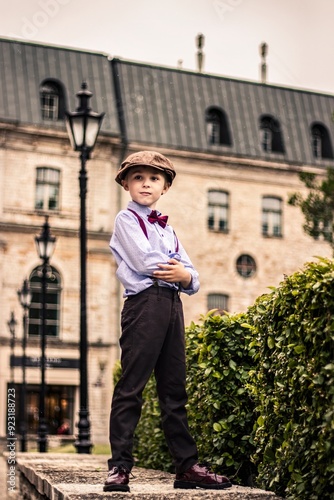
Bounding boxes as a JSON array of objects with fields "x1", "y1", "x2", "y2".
[
  {"x1": 260, "y1": 125, "x2": 272, "y2": 152},
  {"x1": 311, "y1": 123, "x2": 333, "y2": 159},
  {"x1": 312, "y1": 127, "x2": 321, "y2": 158},
  {"x1": 207, "y1": 115, "x2": 220, "y2": 144},
  {"x1": 40, "y1": 80, "x2": 66, "y2": 120},
  {"x1": 206, "y1": 107, "x2": 232, "y2": 146},
  {"x1": 260, "y1": 115, "x2": 284, "y2": 153}
]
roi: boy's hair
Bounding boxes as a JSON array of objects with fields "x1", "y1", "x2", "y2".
[{"x1": 115, "y1": 151, "x2": 176, "y2": 185}]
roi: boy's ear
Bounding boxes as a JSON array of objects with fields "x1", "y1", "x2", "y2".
[
  {"x1": 162, "y1": 183, "x2": 170, "y2": 195},
  {"x1": 121, "y1": 179, "x2": 129, "y2": 191}
]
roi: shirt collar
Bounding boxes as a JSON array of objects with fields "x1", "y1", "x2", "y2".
[{"x1": 127, "y1": 200, "x2": 161, "y2": 217}]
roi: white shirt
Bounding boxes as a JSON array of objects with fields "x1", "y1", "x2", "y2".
[{"x1": 110, "y1": 200, "x2": 200, "y2": 296}]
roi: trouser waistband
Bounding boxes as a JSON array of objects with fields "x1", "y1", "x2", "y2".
[
  {"x1": 145, "y1": 284, "x2": 180, "y2": 298},
  {"x1": 128, "y1": 285, "x2": 180, "y2": 299}
]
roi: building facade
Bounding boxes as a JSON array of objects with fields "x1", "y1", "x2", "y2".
[{"x1": 0, "y1": 37, "x2": 333, "y2": 446}]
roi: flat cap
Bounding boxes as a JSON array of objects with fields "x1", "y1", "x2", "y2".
[{"x1": 115, "y1": 151, "x2": 176, "y2": 185}]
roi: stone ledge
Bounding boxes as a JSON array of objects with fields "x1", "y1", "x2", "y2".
[{"x1": 15, "y1": 453, "x2": 283, "y2": 499}]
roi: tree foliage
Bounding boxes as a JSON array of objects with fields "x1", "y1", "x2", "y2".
[{"x1": 288, "y1": 168, "x2": 334, "y2": 250}]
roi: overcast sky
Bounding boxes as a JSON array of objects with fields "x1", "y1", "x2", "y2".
[{"x1": 1, "y1": 0, "x2": 333, "y2": 94}]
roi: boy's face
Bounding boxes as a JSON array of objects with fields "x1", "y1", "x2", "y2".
[{"x1": 122, "y1": 166, "x2": 170, "y2": 209}]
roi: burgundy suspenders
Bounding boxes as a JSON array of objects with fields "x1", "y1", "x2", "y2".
[{"x1": 127, "y1": 209, "x2": 179, "y2": 252}]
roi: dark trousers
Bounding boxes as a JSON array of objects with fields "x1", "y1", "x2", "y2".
[{"x1": 108, "y1": 285, "x2": 198, "y2": 473}]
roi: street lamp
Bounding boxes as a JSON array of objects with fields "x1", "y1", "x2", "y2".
[
  {"x1": 7, "y1": 312, "x2": 17, "y2": 384},
  {"x1": 35, "y1": 216, "x2": 56, "y2": 452},
  {"x1": 65, "y1": 82, "x2": 104, "y2": 453},
  {"x1": 17, "y1": 280, "x2": 32, "y2": 452}
]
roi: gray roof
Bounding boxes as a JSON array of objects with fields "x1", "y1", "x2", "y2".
[
  {"x1": 1, "y1": 37, "x2": 334, "y2": 167},
  {"x1": 0, "y1": 37, "x2": 119, "y2": 134},
  {"x1": 114, "y1": 59, "x2": 334, "y2": 166}
]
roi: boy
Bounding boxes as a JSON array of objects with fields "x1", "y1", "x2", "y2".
[{"x1": 104, "y1": 151, "x2": 232, "y2": 492}]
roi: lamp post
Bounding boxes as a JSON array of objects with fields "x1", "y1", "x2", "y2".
[
  {"x1": 65, "y1": 82, "x2": 104, "y2": 453},
  {"x1": 7, "y1": 312, "x2": 17, "y2": 384},
  {"x1": 17, "y1": 280, "x2": 32, "y2": 452},
  {"x1": 35, "y1": 216, "x2": 56, "y2": 452}
]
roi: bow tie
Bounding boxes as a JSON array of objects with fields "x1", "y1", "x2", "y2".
[{"x1": 147, "y1": 210, "x2": 168, "y2": 228}]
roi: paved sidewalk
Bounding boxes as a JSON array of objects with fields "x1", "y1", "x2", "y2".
[{"x1": 13, "y1": 453, "x2": 283, "y2": 499}]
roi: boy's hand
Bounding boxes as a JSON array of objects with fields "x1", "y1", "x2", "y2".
[{"x1": 153, "y1": 259, "x2": 192, "y2": 288}]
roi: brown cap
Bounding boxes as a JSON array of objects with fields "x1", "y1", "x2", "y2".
[{"x1": 115, "y1": 151, "x2": 176, "y2": 185}]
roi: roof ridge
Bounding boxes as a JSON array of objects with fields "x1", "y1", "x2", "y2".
[
  {"x1": 0, "y1": 35, "x2": 111, "y2": 59},
  {"x1": 0, "y1": 36, "x2": 332, "y2": 96}
]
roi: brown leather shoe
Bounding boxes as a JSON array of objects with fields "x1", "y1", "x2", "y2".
[
  {"x1": 103, "y1": 465, "x2": 130, "y2": 492},
  {"x1": 174, "y1": 463, "x2": 232, "y2": 490}
]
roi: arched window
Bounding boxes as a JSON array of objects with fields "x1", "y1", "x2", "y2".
[
  {"x1": 207, "y1": 293, "x2": 229, "y2": 314},
  {"x1": 260, "y1": 125, "x2": 272, "y2": 152},
  {"x1": 208, "y1": 190, "x2": 229, "y2": 232},
  {"x1": 260, "y1": 115, "x2": 284, "y2": 153},
  {"x1": 28, "y1": 266, "x2": 61, "y2": 337},
  {"x1": 40, "y1": 80, "x2": 66, "y2": 120},
  {"x1": 312, "y1": 127, "x2": 322, "y2": 158},
  {"x1": 262, "y1": 196, "x2": 282, "y2": 237},
  {"x1": 206, "y1": 107, "x2": 232, "y2": 146},
  {"x1": 311, "y1": 123, "x2": 333, "y2": 159}
]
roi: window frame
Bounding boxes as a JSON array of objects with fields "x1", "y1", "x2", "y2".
[
  {"x1": 207, "y1": 293, "x2": 229, "y2": 314},
  {"x1": 236, "y1": 254, "x2": 256, "y2": 278},
  {"x1": 259, "y1": 115, "x2": 285, "y2": 153},
  {"x1": 28, "y1": 266, "x2": 61, "y2": 338},
  {"x1": 262, "y1": 195, "x2": 283, "y2": 237},
  {"x1": 310, "y1": 123, "x2": 334, "y2": 159},
  {"x1": 260, "y1": 126, "x2": 272, "y2": 152},
  {"x1": 312, "y1": 127, "x2": 322, "y2": 158},
  {"x1": 40, "y1": 79, "x2": 66, "y2": 121},
  {"x1": 207, "y1": 189, "x2": 229, "y2": 233},
  {"x1": 205, "y1": 106, "x2": 232, "y2": 146},
  {"x1": 35, "y1": 167, "x2": 61, "y2": 212}
]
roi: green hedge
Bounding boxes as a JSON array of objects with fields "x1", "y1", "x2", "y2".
[
  {"x1": 248, "y1": 257, "x2": 334, "y2": 499},
  {"x1": 185, "y1": 311, "x2": 256, "y2": 484},
  {"x1": 113, "y1": 313, "x2": 257, "y2": 483},
  {"x1": 112, "y1": 257, "x2": 334, "y2": 499}
]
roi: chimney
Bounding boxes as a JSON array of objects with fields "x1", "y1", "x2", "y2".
[
  {"x1": 196, "y1": 33, "x2": 205, "y2": 73},
  {"x1": 260, "y1": 42, "x2": 268, "y2": 83}
]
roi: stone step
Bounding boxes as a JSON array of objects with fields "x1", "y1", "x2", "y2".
[{"x1": 12, "y1": 453, "x2": 282, "y2": 499}]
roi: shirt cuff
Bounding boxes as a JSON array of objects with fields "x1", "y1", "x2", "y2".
[{"x1": 179, "y1": 269, "x2": 200, "y2": 295}]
